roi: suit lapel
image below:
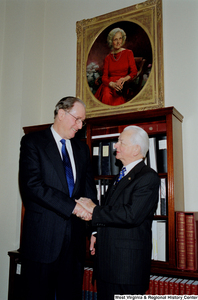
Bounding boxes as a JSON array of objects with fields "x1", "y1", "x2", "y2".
[
  {"x1": 106, "y1": 161, "x2": 145, "y2": 206},
  {"x1": 44, "y1": 128, "x2": 68, "y2": 193}
]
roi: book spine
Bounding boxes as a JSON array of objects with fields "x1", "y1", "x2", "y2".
[
  {"x1": 154, "y1": 277, "x2": 162, "y2": 295},
  {"x1": 179, "y1": 279, "x2": 188, "y2": 295},
  {"x1": 101, "y1": 141, "x2": 111, "y2": 175},
  {"x1": 176, "y1": 212, "x2": 186, "y2": 269},
  {"x1": 84, "y1": 267, "x2": 90, "y2": 300},
  {"x1": 146, "y1": 275, "x2": 153, "y2": 294},
  {"x1": 93, "y1": 278, "x2": 97, "y2": 300},
  {"x1": 164, "y1": 278, "x2": 172, "y2": 294},
  {"x1": 148, "y1": 137, "x2": 157, "y2": 172},
  {"x1": 174, "y1": 282, "x2": 180, "y2": 295},
  {"x1": 160, "y1": 178, "x2": 167, "y2": 216},
  {"x1": 152, "y1": 221, "x2": 158, "y2": 260},
  {"x1": 96, "y1": 179, "x2": 110, "y2": 206},
  {"x1": 154, "y1": 280, "x2": 159, "y2": 295},
  {"x1": 148, "y1": 276, "x2": 157, "y2": 295},
  {"x1": 110, "y1": 140, "x2": 121, "y2": 175},
  {"x1": 185, "y1": 214, "x2": 196, "y2": 270},
  {"x1": 82, "y1": 267, "x2": 87, "y2": 300},
  {"x1": 191, "y1": 281, "x2": 198, "y2": 295},
  {"x1": 157, "y1": 221, "x2": 166, "y2": 262},
  {"x1": 169, "y1": 278, "x2": 177, "y2": 295},
  {"x1": 92, "y1": 142, "x2": 101, "y2": 176},
  {"x1": 185, "y1": 280, "x2": 194, "y2": 295},
  {"x1": 88, "y1": 268, "x2": 93, "y2": 300},
  {"x1": 159, "y1": 278, "x2": 166, "y2": 295},
  {"x1": 156, "y1": 135, "x2": 167, "y2": 173}
]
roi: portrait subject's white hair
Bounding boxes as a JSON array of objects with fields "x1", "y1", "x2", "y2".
[
  {"x1": 107, "y1": 28, "x2": 127, "y2": 49},
  {"x1": 123, "y1": 125, "x2": 149, "y2": 157}
]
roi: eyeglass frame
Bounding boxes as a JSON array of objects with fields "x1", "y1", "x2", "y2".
[{"x1": 66, "y1": 111, "x2": 86, "y2": 127}]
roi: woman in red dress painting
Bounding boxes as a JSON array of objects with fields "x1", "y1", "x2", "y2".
[{"x1": 94, "y1": 28, "x2": 138, "y2": 106}]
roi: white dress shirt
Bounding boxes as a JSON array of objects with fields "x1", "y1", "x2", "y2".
[
  {"x1": 124, "y1": 158, "x2": 143, "y2": 175},
  {"x1": 51, "y1": 125, "x2": 76, "y2": 182}
]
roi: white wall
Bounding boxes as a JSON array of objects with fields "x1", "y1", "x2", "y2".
[
  {"x1": 163, "y1": 0, "x2": 198, "y2": 212},
  {"x1": 0, "y1": 0, "x2": 198, "y2": 299}
]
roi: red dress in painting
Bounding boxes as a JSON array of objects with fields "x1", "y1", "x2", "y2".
[{"x1": 94, "y1": 49, "x2": 137, "y2": 106}]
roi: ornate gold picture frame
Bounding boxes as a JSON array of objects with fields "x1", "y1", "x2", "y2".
[{"x1": 76, "y1": 0, "x2": 164, "y2": 118}]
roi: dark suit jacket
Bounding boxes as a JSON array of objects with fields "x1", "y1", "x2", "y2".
[
  {"x1": 92, "y1": 160, "x2": 160, "y2": 290},
  {"x1": 19, "y1": 127, "x2": 97, "y2": 264}
]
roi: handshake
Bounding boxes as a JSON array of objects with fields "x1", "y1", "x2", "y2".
[{"x1": 73, "y1": 197, "x2": 97, "y2": 221}]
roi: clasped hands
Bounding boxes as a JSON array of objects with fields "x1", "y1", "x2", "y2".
[
  {"x1": 73, "y1": 197, "x2": 96, "y2": 221},
  {"x1": 110, "y1": 78, "x2": 125, "y2": 92}
]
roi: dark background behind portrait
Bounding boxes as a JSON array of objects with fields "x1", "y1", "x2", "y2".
[
  {"x1": 87, "y1": 21, "x2": 152, "y2": 72},
  {"x1": 86, "y1": 21, "x2": 152, "y2": 97}
]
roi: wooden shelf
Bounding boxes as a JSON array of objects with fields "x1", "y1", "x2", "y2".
[
  {"x1": 151, "y1": 264, "x2": 198, "y2": 280},
  {"x1": 85, "y1": 106, "x2": 184, "y2": 273}
]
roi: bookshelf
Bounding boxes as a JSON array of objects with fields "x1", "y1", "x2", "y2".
[
  {"x1": 84, "y1": 106, "x2": 197, "y2": 278},
  {"x1": 7, "y1": 106, "x2": 198, "y2": 300}
]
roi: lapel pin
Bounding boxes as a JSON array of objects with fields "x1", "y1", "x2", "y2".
[{"x1": 128, "y1": 177, "x2": 131, "y2": 181}]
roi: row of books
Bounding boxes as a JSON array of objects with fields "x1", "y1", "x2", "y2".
[
  {"x1": 82, "y1": 268, "x2": 198, "y2": 296},
  {"x1": 176, "y1": 211, "x2": 198, "y2": 271},
  {"x1": 92, "y1": 140, "x2": 121, "y2": 176},
  {"x1": 82, "y1": 267, "x2": 97, "y2": 300},
  {"x1": 151, "y1": 212, "x2": 198, "y2": 265},
  {"x1": 95, "y1": 179, "x2": 109, "y2": 206},
  {"x1": 146, "y1": 275, "x2": 198, "y2": 295},
  {"x1": 92, "y1": 135, "x2": 167, "y2": 176}
]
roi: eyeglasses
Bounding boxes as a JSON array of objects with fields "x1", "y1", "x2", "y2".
[{"x1": 66, "y1": 111, "x2": 86, "y2": 127}]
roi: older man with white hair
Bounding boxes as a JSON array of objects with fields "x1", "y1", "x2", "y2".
[{"x1": 76, "y1": 125, "x2": 160, "y2": 299}]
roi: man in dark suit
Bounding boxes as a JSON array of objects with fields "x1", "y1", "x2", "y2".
[
  {"x1": 19, "y1": 97, "x2": 97, "y2": 300},
  {"x1": 76, "y1": 125, "x2": 160, "y2": 299}
]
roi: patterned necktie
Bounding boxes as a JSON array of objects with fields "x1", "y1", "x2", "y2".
[
  {"x1": 116, "y1": 166, "x2": 126, "y2": 184},
  {"x1": 60, "y1": 139, "x2": 74, "y2": 197}
]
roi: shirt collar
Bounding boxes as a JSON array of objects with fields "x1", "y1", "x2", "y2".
[
  {"x1": 51, "y1": 125, "x2": 62, "y2": 144},
  {"x1": 124, "y1": 159, "x2": 143, "y2": 175}
]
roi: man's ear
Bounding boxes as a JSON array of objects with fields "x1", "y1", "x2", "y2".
[
  {"x1": 58, "y1": 109, "x2": 65, "y2": 121},
  {"x1": 133, "y1": 145, "x2": 141, "y2": 156}
]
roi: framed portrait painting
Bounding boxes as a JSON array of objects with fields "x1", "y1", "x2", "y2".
[{"x1": 76, "y1": 0, "x2": 164, "y2": 118}]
